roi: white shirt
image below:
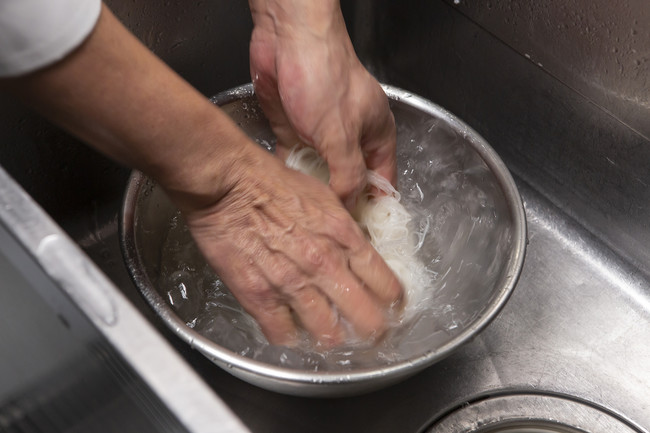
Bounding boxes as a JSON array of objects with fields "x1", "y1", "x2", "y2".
[{"x1": 0, "y1": 0, "x2": 101, "y2": 77}]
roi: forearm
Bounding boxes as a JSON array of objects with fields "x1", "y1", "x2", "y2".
[
  {"x1": 2, "y1": 4, "x2": 255, "y2": 210},
  {"x1": 0, "y1": 1, "x2": 403, "y2": 344},
  {"x1": 248, "y1": 0, "x2": 343, "y2": 37}
]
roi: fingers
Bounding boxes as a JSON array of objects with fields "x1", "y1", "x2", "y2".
[
  {"x1": 184, "y1": 134, "x2": 402, "y2": 348},
  {"x1": 253, "y1": 78, "x2": 303, "y2": 156},
  {"x1": 354, "y1": 77, "x2": 398, "y2": 188},
  {"x1": 261, "y1": 221, "x2": 392, "y2": 343},
  {"x1": 362, "y1": 107, "x2": 398, "y2": 188},
  {"x1": 318, "y1": 270, "x2": 388, "y2": 340},
  {"x1": 251, "y1": 260, "x2": 386, "y2": 347},
  {"x1": 347, "y1": 241, "x2": 403, "y2": 306},
  {"x1": 253, "y1": 301, "x2": 299, "y2": 346},
  {"x1": 218, "y1": 263, "x2": 301, "y2": 346},
  {"x1": 300, "y1": 208, "x2": 403, "y2": 309},
  {"x1": 323, "y1": 136, "x2": 367, "y2": 210},
  {"x1": 287, "y1": 286, "x2": 345, "y2": 346},
  {"x1": 252, "y1": 240, "x2": 347, "y2": 346},
  {"x1": 258, "y1": 246, "x2": 387, "y2": 346},
  {"x1": 278, "y1": 212, "x2": 403, "y2": 339}
]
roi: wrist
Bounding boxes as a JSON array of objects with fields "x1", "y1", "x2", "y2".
[
  {"x1": 152, "y1": 113, "x2": 261, "y2": 213},
  {"x1": 249, "y1": 0, "x2": 344, "y2": 40}
]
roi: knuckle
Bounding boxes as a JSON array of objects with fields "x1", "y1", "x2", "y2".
[
  {"x1": 265, "y1": 259, "x2": 304, "y2": 292},
  {"x1": 327, "y1": 211, "x2": 357, "y2": 236},
  {"x1": 341, "y1": 225, "x2": 367, "y2": 252},
  {"x1": 317, "y1": 246, "x2": 345, "y2": 276},
  {"x1": 276, "y1": 268, "x2": 305, "y2": 294},
  {"x1": 355, "y1": 239, "x2": 376, "y2": 260},
  {"x1": 301, "y1": 238, "x2": 332, "y2": 271},
  {"x1": 248, "y1": 283, "x2": 274, "y2": 302},
  {"x1": 331, "y1": 170, "x2": 364, "y2": 200},
  {"x1": 236, "y1": 272, "x2": 276, "y2": 309}
]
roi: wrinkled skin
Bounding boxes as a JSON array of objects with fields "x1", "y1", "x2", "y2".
[
  {"x1": 249, "y1": 0, "x2": 397, "y2": 209},
  {"x1": 5, "y1": 3, "x2": 403, "y2": 347},
  {"x1": 184, "y1": 144, "x2": 402, "y2": 346}
]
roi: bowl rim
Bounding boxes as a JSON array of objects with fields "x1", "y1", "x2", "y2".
[{"x1": 120, "y1": 83, "x2": 527, "y2": 395}]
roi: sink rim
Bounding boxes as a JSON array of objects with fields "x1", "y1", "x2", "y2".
[{"x1": 425, "y1": 392, "x2": 644, "y2": 433}]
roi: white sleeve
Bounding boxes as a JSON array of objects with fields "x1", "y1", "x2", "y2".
[{"x1": 0, "y1": 0, "x2": 102, "y2": 77}]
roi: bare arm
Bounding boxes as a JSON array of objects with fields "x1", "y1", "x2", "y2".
[
  {"x1": 2, "y1": 4, "x2": 402, "y2": 346},
  {"x1": 4, "y1": 4, "x2": 238, "y2": 210}
]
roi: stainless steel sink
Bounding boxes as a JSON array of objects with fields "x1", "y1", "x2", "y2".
[{"x1": 0, "y1": 0, "x2": 648, "y2": 432}]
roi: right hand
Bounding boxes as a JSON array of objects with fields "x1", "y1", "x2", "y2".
[
  {"x1": 179, "y1": 143, "x2": 403, "y2": 346},
  {"x1": 248, "y1": 0, "x2": 397, "y2": 210}
]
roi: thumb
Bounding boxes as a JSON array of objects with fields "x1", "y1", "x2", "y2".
[{"x1": 324, "y1": 139, "x2": 367, "y2": 211}]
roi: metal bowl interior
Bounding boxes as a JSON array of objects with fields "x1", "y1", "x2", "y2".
[{"x1": 120, "y1": 84, "x2": 526, "y2": 397}]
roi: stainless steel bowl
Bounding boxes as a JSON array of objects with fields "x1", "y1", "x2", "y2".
[{"x1": 120, "y1": 84, "x2": 526, "y2": 397}]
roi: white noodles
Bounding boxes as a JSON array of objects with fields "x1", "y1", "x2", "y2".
[{"x1": 285, "y1": 147, "x2": 431, "y2": 319}]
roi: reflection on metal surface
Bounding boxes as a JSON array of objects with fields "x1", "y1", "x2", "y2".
[
  {"x1": 36, "y1": 232, "x2": 118, "y2": 326},
  {"x1": 442, "y1": 0, "x2": 650, "y2": 140},
  {"x1": 0, "y1": 167, "x2": 249, "y2": 432},
  {"x1": 0, "y1": 217, "x2": 186, "y2": 432},
  {"x1": 482, "y1": 427, "x2": 581, "y2": 433},
  {"x1": 427, "y1": 394, "x2": 642, "y2": 433}
]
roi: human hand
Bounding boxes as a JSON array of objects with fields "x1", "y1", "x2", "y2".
[
  {"x1": 180, "y1": 143, "x2": 403, "y2": 347},
  {"x1": 8, "y1": 2, "x2": 401, "y2": 347},
  {"x1": 248, "y1": 0, "x2": 397, "y2": 210}
]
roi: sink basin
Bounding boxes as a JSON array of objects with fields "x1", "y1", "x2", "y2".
[{"x1": 0, "y1": 0, "x2": 648, "y2": 431}]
